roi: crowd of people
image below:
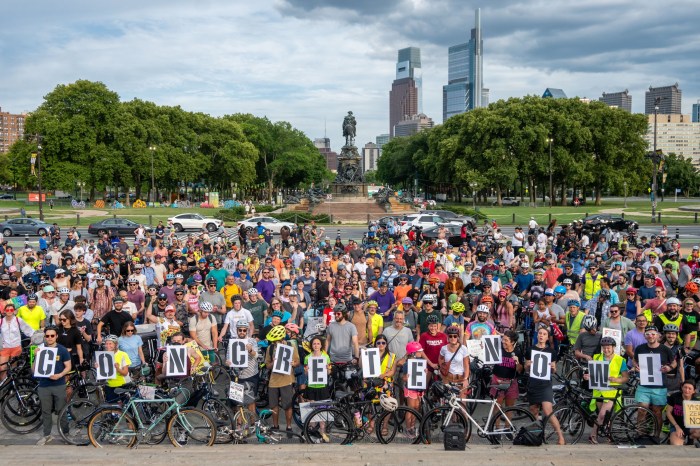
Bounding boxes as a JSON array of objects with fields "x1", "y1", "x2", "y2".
[{"x1": 0, "y1": 215, "x2": 699, "y2": 447}]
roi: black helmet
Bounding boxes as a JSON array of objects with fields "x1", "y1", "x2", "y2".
[{"x1": 600, "y1": 337, "x2": 616, "y2": 346}]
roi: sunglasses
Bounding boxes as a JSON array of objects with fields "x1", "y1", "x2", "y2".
[
  {"x1": 59, "y1": 318, "x2": 68, "y2": 322},
  {"x1": 44, "y1": 334, "x2": 57, "y2": 338},
  {"x1": 125, "y1": 329, "x2": 135, "y2": 333},
  {"x1": 375, "y1": 341, "x2": 387, "y2": 346},
  {"x1": 158, "y1": 298, "x2": 168, "y2": 301},
  {"x1": 334, "y1": 312, "x2": 343, "y2": 315},
  {"x1": 448, "y1": 335, "x2": 459, "y2": 339}
]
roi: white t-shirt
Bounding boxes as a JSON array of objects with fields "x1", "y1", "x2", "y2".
[
  {"x1": 224, "y1": 308, "x2": 254, "y2": 336},
  {"x1": 440, "y1": 344, "x2": 470, "y2": 375}
]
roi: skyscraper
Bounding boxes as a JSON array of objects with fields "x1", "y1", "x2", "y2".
[
  {"x1": 645, "y1": 83, "x2": 682, "y2": 115},
  {"x1": 692, "y1": 100, "x2": 700, "y2": 123},
  {"x1": 599, "y1": 90, "x2": 632, "y2": 112},
  {"x1": 0, "y1": 107, "x2": 26, "y2": 154},
  {"x1": 442, "y1": 8, "x2": 485, "y2": 122},
  {"x1": 390, "y1": 47, "x2": 421, "y2": 137}
]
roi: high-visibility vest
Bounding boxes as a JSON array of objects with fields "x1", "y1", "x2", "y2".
[
  {"x1": 566, "y1": 311, "x2": 585, "y2": 345},
  {"x1": 583, "y1": 273, "x2": 601, "y2": 300},
  {"x1": 657, "y1": 312, "x2": 684, "y2": 344}
]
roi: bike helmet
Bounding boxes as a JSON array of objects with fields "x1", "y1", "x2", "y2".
[
  {"x1": 199, "y1": 301, "x2": 213, "y2": 313},
  {"x1": 422, "y1": 294, "x2": 436, "y2": 303},
  {"x1": 686, "y1": 282, "x2": 699, "y2": 294},
  {"x1": 666, "y1": 297, "x2": 681, "y2": 306},
  {"x1": 567, "y1": 299, "x2": 580, "y2": 308},
  {"x1": 480, "y1": 295, "x2": 493, "y2": 304},
  {"x1": 663, "y1": 323, "x2": 679, "y2": 333},
  {"x1": 445, "y1": 326, "x2": 460, "y2": 335},
  {"x1": 365, "y1": 300, "x2": 378, "y2": 308},
  {"x1": 235, "y1": 319, "x2": 249, "y2": 329},
  {"x1": 334, "y1": 303, "x2": 348, "y2": 315},
  {"x1": 379, "y1": 394, "x2": 398, "y2": 412},
  {"x1": 600, "y1": 337, "x2": 616, "y2": 346},
  {"x1": 27, "y1": 293, "x2": 38, "y2": 301},
  {"x1": 554, "y1": 285, "x2": 566, "y2": 294},
  {"x1": 248, "y1": 288, "x2": 259, "y2": 295},
  {"x1": 599, "y1": 289, "x2": 611, "y2": 298},
  {"x1": 581, "y1": 314, "x2": 597, "y2": 331},
  {"x1": 284, "y1": 323, "x2": 300, "y2": 335},
  {"x1": 175, "y1": 273, "x2": 184, "y2": 279},
  {"x1": 127, "y1": 277, "x2": 139, "y2": 284},
  {"x1": 451, "y1": 302, "x2": 465, "y2": 314},
  {"x1": 58, "y1": 287, "x2": 70, "y2": 295},
  {"x1": 426, "y1": 314, "x2": 440, "y2": 325},
  {"x1": 166, "y1": 273, "x2": 175, "y2": 280},
  {"x1": 476, "y1": 304, "x2": 490, "y2": 314},
  {"x1": 406, "y1": 341, "x2": 423, "y2": 354},
  {"x1": 104, "y1": 334, "x2": 119, "y2": 344},
  {"x1": 266, "y1": 325, "x2": 287, "y2": 342}
]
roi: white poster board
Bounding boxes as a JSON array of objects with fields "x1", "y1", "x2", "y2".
[
  {"x1": 406, "y1": 359, "x2": 427, "y2": 390},
  {"x1": 33, "y1": 347, "x2": 58, "y2": 378},
  {"x1": 95, "y1": 351, "x2": 117, "y2": 380},
  {"x1": 466, "y1": 339, "x2": 485, "y2": 362},
  {"x1": 272, "y1": 344, "x2": 294, "y2": 375},
  {"x1": 602, "y1": 328, "x2": 622, "y2": 355},
  {"x1": 165, "y1": 346, "x2": 188, "y2": 377},
  {"x1": 482, "y1": 335, "x2": 502, "y2": 365},
  {"x1": 638, "y1": 353, "x2": 662, "y2": 386},
  {"x1": 361, "y1": 348, "x2": 381, "y2": 378},
  {"x1": 227, "y1": 339, "x2": 249, "y2": 368},
  {"x1": 529, "y1": 350, "x2": 552, "y2": 380},
  {"x1": 587, "y1": 360, "x2": 610, "y2": 391},
  {"x1": 307, "y1": 356, "x2": 328, "y2": 386}
]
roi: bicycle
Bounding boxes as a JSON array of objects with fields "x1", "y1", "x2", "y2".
[
  {"x1": 542, "y1": 373, "x2": 657, "y2": 445},
  {"x1": 0, "y1": 355, "x2": 41, "y2": 434},
  {"x1": 419, "y1": 381, "x2": 536, "y2": 445},
  {"x1": 87, "y1": 385, "x2": 216, "y2": 448}
]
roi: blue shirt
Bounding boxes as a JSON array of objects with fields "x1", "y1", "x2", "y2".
[
  {"x1": 514, "y1": 273, "x2": 533, "y2": 294},
  {"x1": 118, "y1": 334, "x2": 144, "y2": 368},
  {"x1": 35, "y1": 344, "x2": 71, "y2": 387}
]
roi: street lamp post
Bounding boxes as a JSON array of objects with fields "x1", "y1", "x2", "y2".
[
  {"x1": 546, "y1": 138, "x2": 553, "y2": 207},
  {"x1": 29, "y1": 134, "x2": 45, "y2": 221},
  {"x1": 623, "y1": 181, "x2": 627, "y2": 209},
  {"x1": 651, "y1": 100, "x2": 660, "y2": 223},
  {"x1": 149, "y1": 146, "x2": 156, "y2": 204},
  {"x1": 470, "y1": 182, "x2": 477, "y2": 209}
]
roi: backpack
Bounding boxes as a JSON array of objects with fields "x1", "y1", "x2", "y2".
[{"x1": 512, "y1": 422, "x2": 543, "y2": 446}]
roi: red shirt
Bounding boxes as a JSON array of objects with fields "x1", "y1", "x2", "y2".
[{"x1": 419, "y1": 331, "x2": 448, "y2": 365}]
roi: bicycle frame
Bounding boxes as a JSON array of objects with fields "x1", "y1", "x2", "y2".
[
  {"x1": 104, "y1": 397, "x2": 181, "y2": 446},
  {"x1": 442, "y1": 395, "x2": 518, "y2": 437}
]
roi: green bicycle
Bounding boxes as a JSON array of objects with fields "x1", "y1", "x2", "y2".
[{"x1": 87, "y1": 386, "x2": 216, "y2": 448}]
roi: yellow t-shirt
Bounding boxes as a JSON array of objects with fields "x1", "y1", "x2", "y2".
[
  {"x1": 107, "y1": 351, "x2": 132, "y2": 388},
  {"x1": 17, "y1": 305, "x2": 47, "y2": 330},
  {"x1": 221, "y1": 284, "x2": 242, "y2": 309},
  {"x1": 369, "y1": 314, "x2": 384, "y2": 344},
  {"x1": 185, "y1": 341, "x2": 206, "y2": 374}
]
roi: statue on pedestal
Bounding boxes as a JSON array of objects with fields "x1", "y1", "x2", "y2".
[{"x1": 335, "y1": 111, "x2": 364, "y2": 186}]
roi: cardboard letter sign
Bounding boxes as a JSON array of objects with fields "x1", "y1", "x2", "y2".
[
  {"x1": 95, "y1": 351, "x2": 116, "y2": 380},
  {"x1": 308, "y1": 356, "x2": 328, "y2": 386},
  {"x1": 361, "y1": 348, "x2": 381, "y2": 378},
  {"x1": 529, "y1": 350, "x2": 552, "y2": 380},
  {"x1": 34, "y1": 347, "x2": 58, "y2": 378},
  {"x1": 272, "y1": 344, "x2": 293, "y2": 375},
  {"x1": 165, "y1": 346, "x2": 188, "y2": 377},
  {"x1": 406, "y1": 359, "x2": 427, "y2": 390},
  {"x1": 227, "y1": 339, "x2": 249, "y2": 368}
]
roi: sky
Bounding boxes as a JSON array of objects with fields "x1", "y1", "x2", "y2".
[{"x1": 1, "y1": 0, "x2": 698, "y2": 153}]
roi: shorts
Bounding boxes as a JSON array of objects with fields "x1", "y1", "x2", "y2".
[
  {"x1": 268, "y1": 385, "x2": 294, "y2": 410},
  {"x1": 403, "y1": 388, "x2": 424, "y2": 400},
  {"x1": 489, "y1": 375, "x2": 519, "y2": 400},
  {"x1": 0, "y1": 346, "x2": 22, "y2": 358},
  {"x1": 200, "y1": 349, "x2": 217, "y2": 364},
  {"x1": 527, "y1": 384, "x2": 554, "y2": 405},
  {"x1": 239, "y1": 374, "x2": 259, "y2": 406},
  {"x1": 635, "y1": 385, "x2": 667, "y2": 406}
]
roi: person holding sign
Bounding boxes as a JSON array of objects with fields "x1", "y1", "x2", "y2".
[
  {"x1": 582, "y1": 337, "x2": 629, "y2": 444},
  {"x1": 525, "y1": 326, "x2": 565, "y2": 445},
  {"x1": 303, "y1": 336, "x2": 331, "y2": 401},
  {"x1": 633, "y1": 326, "x2": 676, "y2": 437},
  {"x1": 33, "y1": 326, "x2": 71, "y2": 445},
  {"x1": 489, "y1": 330, "x2": 523, "y2": 409},
  {"x1": 399, "y1": 341, "x2": 428, "y2": 435},
  {"x1": 225, "y1": 320, "x2": 259, "y2": 414},
  {"x1": 373, "y1": 334, "x2": 397, "y2": 389},
  {"x1": 665, "y1": 380, "x2": 700, "y2": 446},
  {"x1": 100, "y1": 335, "x2": 131, "y2": 403},
  {"x1": 264, "y1": 325, "x2": 299, "y2": 434}
]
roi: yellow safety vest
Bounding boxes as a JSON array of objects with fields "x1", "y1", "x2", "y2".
[
  {"x1": 657, "y1": 313, "x2": 684, "y2": 344},
  {"x1": 584, "y1": 273, "x2": 601, "y2": 301},
  {"x1": 380, "y1": 352, "x2": 396, "y2": 383},
  {"x1": 590, "y1": 353, "x2": 624, "y2": 411},
  {"x1": 566, "y1": 311, "x2": 585, "y2": 345}
]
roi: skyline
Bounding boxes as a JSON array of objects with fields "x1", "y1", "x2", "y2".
[{"x1": 1, "y1": 0, "x2": 699, "y2": 153}]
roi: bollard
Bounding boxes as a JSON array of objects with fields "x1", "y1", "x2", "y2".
[
  {"x1": 113, "y1": 214, "x2": 116, "y2": 219},
  {"x1": 548, "y1": 213, "x2": 551, "y2": 222},
  {"x1": 367, "y1": 214, "x2": 370, "y2": 224},
  {"x1": 149, "y1": 215, "x2": 152, "y2": 225},
  {"x1": 512, "y1": 213, "x2": 515, "y2": 223},
  {"x1": 696, "y1": 212, "x2": 698, "y2": 223},
  {"x1": 330, "y1": 214, "x2": 333, "y2": 224},
  {"x1": 585, "y1": 212, "x2": 588, "y2": 217},
  {"x1": 4, "y1": 215, "x2": 7, "y2": 221},
  {"x1": 675, "y1": 228, "x2": 679, "y2": 240},
  {"x1": 657, "y1": 212, "x2": 661, "y2": 222},
  {"x1": 622, "y1": 213, "x2": 624, "y2": 219},
  {"x1": 77, "y1": 213, "x2": 80, "y2": 225}
]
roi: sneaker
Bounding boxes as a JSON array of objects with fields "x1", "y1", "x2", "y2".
[
  {"x1": 321, "y1": 433, "x2": 330, "y2": 443},
  {"x1": 36, "y1": 435, "x2": 53, "y2": 446}
]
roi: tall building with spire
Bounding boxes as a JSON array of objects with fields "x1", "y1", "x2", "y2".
[
  {"x1": 442, "y1": 8, "x2": 487, "y2": 122},
  {"x1": 389, "y1": 47, "x2": 421, "y2": 137}
]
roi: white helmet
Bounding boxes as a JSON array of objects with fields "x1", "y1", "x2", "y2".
[
  {"x1": 476, "y1": 304, "x2": 490, "y2": 314},
  {"x1": 58, "y1": 287, "x2": 70, "y2": 295},
  {"x1": 379, "y1": 394, "x2": 398, "y2": 412},
  {"x1": 199, "y1": 301, "x2": 213, "y2": 313},
  {"x1": 666, "y1": 297, "x2": 681, "y2": 306}
]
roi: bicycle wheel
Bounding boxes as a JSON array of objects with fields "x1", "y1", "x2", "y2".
[
  {"x1": 87, "y1": 408, "x2": 137, "y2": 447},
  {"x1": 564, "y1": 367, "x2": 585, "y2": 389},
  {"x1": 231, "y1": 405, "x2": 258, "y2": 440},
  {"x1": 292, "y1": 389, "x2": 305, "y2": 429},
  {"x1": 58, "y1": 398, "x2": 97, "y2": 446},
  {"x1": 609, "y1": 405, "x2": 658, "y2": 444},
  {"x1": 209, "y1": 366, "x2": 231, "y2": 398},
  {"x1": 200, "y1": 398, "x2": 233, "y2": 444},
  {"x1": 419, "y1": 406, "x2": 471, "y2": 445},
  {"x1": 486, "y1": 406, "x2": 536, "y2": 445},
  {"x1": 376, "y1": 407, "x2": 422, "y2": 444},
  {"x1": 0, "y1": 389, "x2": 42, "y2": 434},
  {"x1": 302, "y1": 407, "x2": 352, "y2": 445},
  {"x1": 542, "y1": 405, "x2": 585, "y2": 445},
  {"x1": 167, "y1": 408, "x2": 216, "y2": 447}
]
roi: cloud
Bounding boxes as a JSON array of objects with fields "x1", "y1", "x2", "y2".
[{"x1": 0, "y1": 0, "x2": 698, "y2": 154}]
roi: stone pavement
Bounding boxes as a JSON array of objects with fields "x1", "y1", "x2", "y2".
[{"x1": 1, "y1": 443, "x2": 697, "y2": 466}]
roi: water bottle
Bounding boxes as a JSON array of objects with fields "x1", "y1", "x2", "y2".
[{"x1": 353, "y1": 410, "x2": 362, "y2": 428}]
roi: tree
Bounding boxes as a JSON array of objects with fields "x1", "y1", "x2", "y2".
[
  {"x1": 663, "y1": 153, "x2": 700, "y2": 197},
  {"x1": 363, "y1": 170, "x2": 377, "y2": 184}
]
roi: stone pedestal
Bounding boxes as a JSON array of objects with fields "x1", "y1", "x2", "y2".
[{"x1": 331, "y1": 183, "x2": 368, "y2": 198}]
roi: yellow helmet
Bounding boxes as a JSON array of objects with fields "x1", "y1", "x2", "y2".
[
  {"x1": 451, "y1": 302, "x2": 465, "y2": 314},
  {"x1": 266, "y1": 325, "x2": 287, "y2": 342}
]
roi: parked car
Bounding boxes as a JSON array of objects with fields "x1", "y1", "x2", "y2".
[
  {"x1": 87, "y1": 218, "x2": 153, "y2": 237},
  {"x1": 569, "y1": 214, "x2": 638, "y2": 233},
  {"x1": 491, "y1": 197, "x2": 520, "y2": 206},
  {"x1": 0, "y1": 194, "x2": 15, "y2": 200},
  {"x1": 371, "y1": 216, "x2": 403, "y2": 228},
  {"x1": 237, "y1": 217, "x2": 296, "y2": 235},
  {"x1": 400, "y1": 213, "x2": 461, "y2": 230},
  {"x1": 420, "y1": 210, "x2": 476, "y2": 230},
  {"x1": 421, "y1": 224, "x2": 464, "y2": 247},
  {"x1": 0, "y1": 218, "x2": 52, "y2": 237},
  {"x1": 167, "y1": 213, "x2": 224, "y2": 232}
]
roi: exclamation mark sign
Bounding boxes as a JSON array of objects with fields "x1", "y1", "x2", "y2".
[{"x1": 644, "y1": 355, "x2": 655, "y2": 384}]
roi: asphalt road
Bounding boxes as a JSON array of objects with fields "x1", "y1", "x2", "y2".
[{"x1": 4, "y1": 224, "x2": 700, "y2": 250}]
